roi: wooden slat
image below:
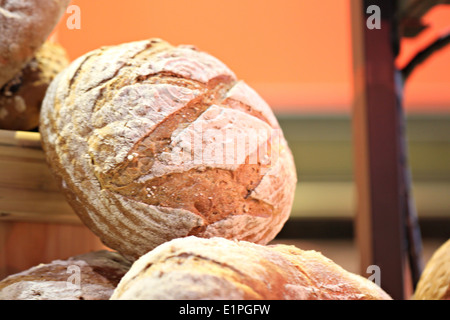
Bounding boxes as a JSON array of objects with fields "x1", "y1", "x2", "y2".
[
  {"x1": 0, "y1": 130, "x2": 41, "y2": 149},
  {"x1": 0, "y1": 131, "x2": 107, "y2": 281},
  {"x1": 0, "y1": 130, "x2": 77, "y2": 224},
  {"x1": 0, "y1": 150, "x2": 60, "y2": 192},
  {"x1": 0, "y1": 221, "x2": 108, "y2": 280},
  {"x1": 0, "y1": 187, "x2": 78, "y2": 224}
]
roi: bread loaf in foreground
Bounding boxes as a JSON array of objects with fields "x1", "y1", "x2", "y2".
[
  {"x1": 414, "y1": 239, "x2": 450, "y2": 300},
  {"x1": 0, "y1": 41, "x2": 69, "y2": 130},
  {"x1": 40, "y1": 38, "x2": 297, "y2": 260},
  {"x1": 0, "y1": 250, "x2": 131, "y2": 300},
  {"x1": 0, "y1": 0, "x2": 70, "y2": 88},
  {"x1": 110, "y1": 236, "x2": 392, "y2": 300}
]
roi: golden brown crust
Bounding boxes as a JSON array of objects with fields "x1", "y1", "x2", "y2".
[
  {"x1": 0, "y1": 41, "x2": 69, "y2": 130},
  {"x1": 0, "y1": 250, "x2": 131, "y2": 300},
  {"x1": 110, "y1": 237, "x2": 392, "y2": 300},
  {"x1": 414, "y1": 239, "x2": 450, "y2": 300},
  {"x1": 40, "y1": 39, "x2": 297, "y2": 260},
  {"x1": 0, "y1": 0, "x2": 70, "y2": 88}
]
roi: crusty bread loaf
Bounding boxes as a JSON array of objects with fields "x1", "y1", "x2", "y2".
[
  {"x1": 414, "y1": 239, "x2": 450, "y2": 300},
  {"x1": 0, "y1": 41, "x2": 69, "y2": 130},
  {"x1": 40, "y1": 39, "x2": 297, "y2": 261},
  {"x1": 0, "y1": 0, "x2": 70, "y2": 88},
  {"x1": 0, "y1": 250, "x2": 131, "y2": 300},
  {"x1": 110, "y1": 236, "x2": 392, "y2": 300}
]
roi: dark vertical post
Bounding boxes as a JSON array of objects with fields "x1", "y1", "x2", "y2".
[{"x1": 350, "y1": 0, "x2": 415, "y2": 300}]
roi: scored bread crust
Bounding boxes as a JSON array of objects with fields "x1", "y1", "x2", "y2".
[
  {"x1": 110, "y1": 236, "x2": 392, "y2": 300},
  {"x1": 414, "y1": 239, "x2": 450, "y2": 300},
  {"x1": 0, "y1": 0, "x2": 70, "y2": 88},
  {"x1": 0, "y1": 41, "x2": 69, "y2": 130},
  {"x1": 0, "y1": 250, "x2": 131, "y2": 300},
  {"x1": 40, "y1": 39, "x2": 297, "y2": 260}
]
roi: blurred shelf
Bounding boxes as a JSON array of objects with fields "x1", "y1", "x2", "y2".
[
  {"x1": 278, "y1": 113, "x2": 450, "y2": 183},
  {"x1": 290, "y1": 181, "x2": 450, "y2": 219}
]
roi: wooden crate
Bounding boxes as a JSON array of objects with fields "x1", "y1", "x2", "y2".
[{"x1": 0, "y1": 129, "x2": 107, "y2": 280}]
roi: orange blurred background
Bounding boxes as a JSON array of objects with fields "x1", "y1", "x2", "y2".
[{"x1": 53, "y1": 0, "x2": 450, "y2": 114}]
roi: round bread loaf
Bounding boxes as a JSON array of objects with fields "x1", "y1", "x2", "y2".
[
  {"x1": 0, "y1": 41, "x2": 69, "y2": 130},
  {"x1": 40, "y1": 39, "x2": 297, "y2": 260},
  {"x1": 414, "y1": 239, "x2": 450, "y2": 300},
  {"x1": 0, "y1": 0, "x2": 70, "y2": 88},
  {"x1": 110, "y1": 236, "x2": 392, "y2": 300},
  {"x1": 0, "y1": 250, "x2": 131, "y2": 300}
]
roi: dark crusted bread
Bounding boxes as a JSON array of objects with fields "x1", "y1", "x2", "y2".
[
  {"x1": 111, "y1": 236, "x2": 392, "y2": 300},
  {"x1": 0, "y1": 250, "x2": 131, "y2": 300},
  {"x1": 40, "y1": 38, "x2": 297, "y2": 261},
  {"x1": 0, "y1": 0, "x2": 70, "y2": 88},
  {"x1": 0, "y1": 41, "x2": 69, "y2": 130},
  {"x1": 414, "y1": 239, "x2": 450, "y2": 300}
]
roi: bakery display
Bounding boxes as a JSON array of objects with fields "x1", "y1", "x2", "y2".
[
  {"x1": 110, "y1": 236, "x2": 391, "y2": 300},
  {"x1": 0, "y1": 250, "x2": 131, "y2": 300},
  {"x1": 414, "y1": 239, "x2": 450, "y2": 300},
  {"x1": 0, "y1": 41, "x2": 69, "y2": 130},
  {"x1": 40, "y1": 38, "x2": 297, "y2": 261},
  {"x1": 0, "y1": 1, "x2": 433, "y2": 301},
  {"x1": 0, "y1": 0, "x2": 70, "y2": 89}
]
